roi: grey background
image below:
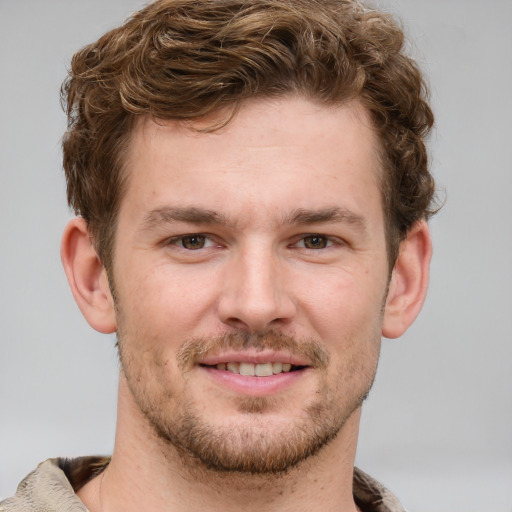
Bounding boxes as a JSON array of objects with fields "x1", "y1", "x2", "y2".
[{"x1": 1, "y1": 1, "x2": 511, "y2": 510}]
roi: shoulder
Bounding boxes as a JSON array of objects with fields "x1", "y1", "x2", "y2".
[
  {"x1": 0, "y1": 457, "x2": 109, "y2": 512},
  {"x1": 353, "y1": 467, "x2": 407, "y2": 512}
]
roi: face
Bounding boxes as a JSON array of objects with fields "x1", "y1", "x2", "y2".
[{"x1": 111, "y1": 96, "x2": 390, "y2": 473}]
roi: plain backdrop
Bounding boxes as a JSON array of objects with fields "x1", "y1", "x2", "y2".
[{"x1": 1, "y1": 1, "x2": 511, "y2": 510}]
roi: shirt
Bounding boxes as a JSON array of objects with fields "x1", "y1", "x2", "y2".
[{"x1": 0, "y1": 457, "x2": 406, "y2": 512}]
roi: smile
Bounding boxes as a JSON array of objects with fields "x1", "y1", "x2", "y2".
[
  {"x1": 197, "y1": 355, "x2": 311, "y2": 396},
  {"x1": 202, "y1": 362, "x2": 299, "y2": 376}
]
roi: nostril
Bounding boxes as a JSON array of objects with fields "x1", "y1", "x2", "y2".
[
  {"x1": 217, "y1": 272, "x2": 296, "y2": 332},
  {"x1": 221, "y1": 317, "x2": 251, "y2": 330}
]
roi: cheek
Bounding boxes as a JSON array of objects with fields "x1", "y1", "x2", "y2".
[
  {"x1": 115, "y1": 261, "x2": 222, "y2": 353},
  {"x1": 299, "y1": 273, "x2": 384, "y2": 392},
  {"x1": 299, "y1": 269, "x2": 386, "y2": 341}
]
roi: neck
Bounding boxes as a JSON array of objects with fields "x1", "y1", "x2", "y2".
[{"x1": 78, "y1": 374, "x2": 362, "y2": 512}]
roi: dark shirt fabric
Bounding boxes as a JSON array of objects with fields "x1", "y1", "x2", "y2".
[{"x1": 0, "y1": 457, "x2": 406, "y2": 512}]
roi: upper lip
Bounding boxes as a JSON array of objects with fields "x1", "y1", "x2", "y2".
[{"x1": 198, "y1": 350, "x2": 311, "y2": 367}]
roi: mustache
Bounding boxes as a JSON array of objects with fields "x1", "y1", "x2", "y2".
[{"x1": 177, "y1": 331, "x2": 329, "y2": 370}]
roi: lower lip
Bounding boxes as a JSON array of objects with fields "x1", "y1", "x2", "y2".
[{"x1": 200, "y1": 366, "x2": 308, "y2": 396}]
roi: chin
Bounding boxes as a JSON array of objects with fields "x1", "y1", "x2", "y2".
[{"x1": 140, "y1": 388, "x2": 367, "y2": 475}]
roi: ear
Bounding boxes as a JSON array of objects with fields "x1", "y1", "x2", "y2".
[
  {"x1": 382, "y1": 220, "x2": 432, "y2": 339},
  {"x1": 61, "y1": 217, "x2": 116, "y2": 334}
]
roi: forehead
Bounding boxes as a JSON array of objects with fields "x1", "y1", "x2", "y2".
[{"x1": 121, "y1": 96, "x2": 383, "y2": 228}]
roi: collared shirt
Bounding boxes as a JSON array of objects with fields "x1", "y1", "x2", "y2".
[{"x1": 0, "y1": 457, "x2": 406, "y2": 512}]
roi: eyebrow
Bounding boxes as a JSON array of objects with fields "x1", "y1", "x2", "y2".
[
  {"x1": 287, "y1": 207, "x2": 367, "y2": 230},
  {"x1": 139, "y1": 205, "x2": 367, "y2": 232},
  {"x1": 140, "y1": 207, "x2": 237, "y2": 231}
]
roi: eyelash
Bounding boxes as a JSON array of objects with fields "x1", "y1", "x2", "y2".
[
  {"x1": 167, "y1": 233, "x2": 340, "y2": 251},
  {"x1": 293, "y1": 234, "x2": 335, "y2": 250},
  {"x1": 167, "y1": 234, "x2": 216, "y2": 250}
]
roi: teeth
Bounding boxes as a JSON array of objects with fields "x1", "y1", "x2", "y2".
[
  {"x1": 239, "y1": 362, "x2": 255, "y2": 376},
  {"x1": 216, "y1": 362, "x2": 295, "y2": 376},
  {"x1": 272, "y1": 362, "x2": 282, "y2": 374},
  {"x1": 227, "y1": 362, "x2": 239, "y2": 373},
  {"x1": 255, "y1": 363, "x2": 273, "y2": 377}
]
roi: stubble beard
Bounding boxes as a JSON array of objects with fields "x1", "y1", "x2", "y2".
[{"x1": 118, "y1": 330, "x2": 380, "y2": 476}]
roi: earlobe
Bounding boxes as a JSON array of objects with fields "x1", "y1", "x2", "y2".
[
  {"x1": 61, "y1": 218, "x2": 116, "y2": 334},
  {"x1": 382, "y1": 220, "x2": 432, "y2": 339}
]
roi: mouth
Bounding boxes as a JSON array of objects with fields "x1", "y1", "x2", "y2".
[
  {"x1": 196, "y1": 353, "x2": 312, "y2": 396},
  {"x1": 199, "y1": 361, "x2": 307, "y2": 376}
]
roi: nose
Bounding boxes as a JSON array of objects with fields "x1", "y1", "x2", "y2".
[{"x1": 217, "y1": 244, "x2": 296, "y2": 333}]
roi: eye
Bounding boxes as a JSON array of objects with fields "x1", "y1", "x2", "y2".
[
  {"x1": 170, "y1": 234, "x2": 214, "y2": 250},
  {"x1": 296, "y1": 235, "x2": 333, "y2": 249}
]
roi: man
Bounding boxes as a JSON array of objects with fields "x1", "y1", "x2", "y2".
[{"x1": 1, "y1": 0, "x2": 436, "y2": 511}]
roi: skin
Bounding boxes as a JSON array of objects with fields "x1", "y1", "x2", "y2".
[{"x1": 62, "y1": 96, "x2": 432, "y2": 512}]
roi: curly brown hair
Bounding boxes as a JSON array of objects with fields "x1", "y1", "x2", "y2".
[{"x1": 61, "y1": 0, "x2": 435, "y2": 272}]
